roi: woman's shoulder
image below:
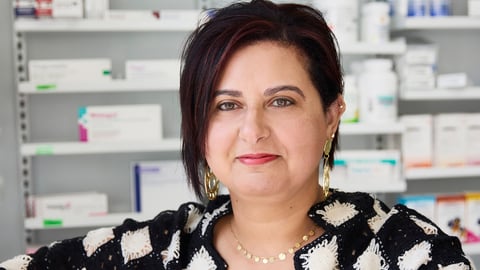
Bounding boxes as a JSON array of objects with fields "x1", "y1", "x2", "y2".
[
  {"x1": 318, "y1": 190, "x2": 457, "y2": 240},
  {"x1": 307, "y1": 190, "x2": 473, "y2": 268},
  {"x1": 311, "y1": 189, "x2": 390, "y2": 223}
]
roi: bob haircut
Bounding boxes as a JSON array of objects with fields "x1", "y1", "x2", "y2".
[{"x1": 180, "y1": 0, "x2": 343, "y2": 200}]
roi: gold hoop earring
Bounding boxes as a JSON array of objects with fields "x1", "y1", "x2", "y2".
[
  {"x1": 322, "y1": 135, "x2": 334, "y2": 198},
  {"x1": 204, "y1": 166, "x2": 219, "y2": 200}
]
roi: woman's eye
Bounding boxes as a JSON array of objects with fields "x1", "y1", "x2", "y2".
[
  {"x1": 271, "y1": 98, "x2": 293, "y2": 107},
  {"x1": 218, "y1": 102, "x2": 238, "y2": 111}
]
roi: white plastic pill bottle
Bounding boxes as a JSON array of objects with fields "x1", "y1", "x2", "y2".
[
  {"x1": 358, "y1": 58, "x2": 398, "y2": 123},
  {"x1": 312, "y1": 0, "x2": 359, "y2": 43},
  {"x1": 361, "y1": 2, "x2": 390, "y2": 43}
]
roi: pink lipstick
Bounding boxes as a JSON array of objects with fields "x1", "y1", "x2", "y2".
[{"x1": 237, "y1": 153, "x2": 279, "y2": 165}]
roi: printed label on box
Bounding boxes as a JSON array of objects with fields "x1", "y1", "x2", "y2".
[
  {"x1": 52, "y1": 0, "x2": 83, "y2": 18},
  {"x1": 436, "y1": 194, "x2": 467, "y2": 242},
  {"x1": 78, "y1": 105, "x2": 163, "y2": 142},
  {"x1": 132, "y1": 161, "x2": 197, "y2": 214},
  {"x1": 465, "y1": 114, "x2": 480, "y2": 165},
  {"x1": 331, "y1": 150, "x2": 400, "y2": 183},
  {"x1": 434, "y1": 114, "x2": 467, "y2": 167},
  {"x1": 400, "y1": 115, "x2": 433, "y2": 168},
  {"x1": 29, "y1": 59, "x2": 112, "y2": 84},
  {"x1": 465, "y1": 193, "x2": 480, "y2": 243},
  {"x1": 33, "y1": 192, "x2": 108, "y2": 219},
  {"x1": 126, "y1": 59, "x2": 180, "y2": 81}
]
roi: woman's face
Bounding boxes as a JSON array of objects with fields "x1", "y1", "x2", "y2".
[{"x1": 205, "y1": 41, "x2": 341, "y2": 200}]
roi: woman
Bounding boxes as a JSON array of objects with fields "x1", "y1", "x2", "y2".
[{"x1": 1, "y1": 1, "x2": 473, "y2": 269}]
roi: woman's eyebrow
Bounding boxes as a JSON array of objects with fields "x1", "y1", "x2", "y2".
[
  {"x1": 264, "y1": 85, "x2": 306, "y2": 99},
  {"x1": 214, "y1": 89, "x2": 242, "y2": 97},
  {"x1": 214, "y1": 85, "x2": 306, "y2": 99}
]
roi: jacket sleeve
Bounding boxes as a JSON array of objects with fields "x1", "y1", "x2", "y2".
[
  {"x1": 378, "y1": 204, "x2": 475, "y2": 269},
  {"x1": 0, "y1": 209, "x2": 182, "y2": 270}
]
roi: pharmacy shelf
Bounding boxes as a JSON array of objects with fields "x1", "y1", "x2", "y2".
[
  {"x1": 400, "y1": 87, "x2": 480, "y2": 100},
  {"x1": 339, "y1": 40, "x2": 406, "y2": 55},
  {"x1": 25, "y1": 212, "x2": 152, "y2": 230},
  {"x1": 340, "y1": 122, "x2": 404, "y2": 135},
  {"x1": 405, "y1": 166, "x2": 480, "y2": 180},
  {"x1": 393, "y1": 16, "x2": 480, "y2": 30},
  {"x1": 332, "y1": 179, "x2": 407, "y2": 193},
  {"x1": 18, "y1": 79, "x2": 179, "y2": 94},
  {"x1": 14, "y1": 16, "x2": 200, "y2": 32},
  {"x1": 20, "y1": 139, "x2": 181, "y2": 156}
]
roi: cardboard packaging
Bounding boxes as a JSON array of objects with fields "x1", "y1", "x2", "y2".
[
  {"x1": 32, "y1": 192, "x2": 108, "y2": 218},
  {"x1": 465, "y1": 113, "x2": 480, "y2": 165},
  {"x1": 52, "y1": 0, "x2": 83, "y2": 18},
  {"x1": 465, "y1": 193, "x2": 480, "y2": 243},
  {"x1": 131, "y1": 160, "x2": 197, "y2": 215},
  {"x1": 434, "y1": 114, "x2": 467, "y2": 167},
  {"x1": 331, "y1": 150, "x2": 401, "y2": 184},
  {"x1": 125, "y1": 59, "x2": 181, "y2": 81},
  {"x1": 29, "y1": 58, "x2": 112, "y2": 84},
  {"x1": 400, "y1": 114, "x2": 433, "y2": 168},
  {"x1": 436, "y1": 194, "x2": 466, "y2": 242},
  {"x1": 78, "y1": 104, "x2": 163, "y2": 143},
  {"x1": 35, "y1": 0, "x2": 53, "y2": 18},
  {"x1": 398, "y1": 194, "x2": 436, "y2": 221}
]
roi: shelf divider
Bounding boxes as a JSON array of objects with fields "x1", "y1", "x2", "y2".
[
  {"x1": 393, "y1": 16, "x2": 480, "y2": 30},
  {"x1": 400, "y1": 87, "x2": 480, "y2": 100},
  {"x1": 14, "y1": 14, "x2": 202, "y2": 32},
  {"x1": 18, "y1": 79, "x2": 179, "y2": 94},
  {"x1": 25, "y1": 212, "x2": 152, "y2": 230},
  {"x1": 340, "y1": 122, "x2": 404, "y2": 135},
  {"x1": 21, "y1": 139, "x2": 181, "y2": 156},
  {"x1": 406, "y1": 166, "x2": 480, "y2": 180}
]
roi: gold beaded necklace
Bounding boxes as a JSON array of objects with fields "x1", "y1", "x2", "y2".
[{"x1": 229, "y1": 220, "x2": 316, "y2": 264}]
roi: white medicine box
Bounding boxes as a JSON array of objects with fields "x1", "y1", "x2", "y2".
[
  {"x1": 330, "y1": 150, "x2": 401, "y2": 190},
  {"x1": 125, "y1": 59, "x2": 181, "y2": 81},
  {"x1": 400, "y1": 114, "x2": 433, "y2": 168},
  {"x1": 28, "y1": 58, "x2": 112, "y2": 84},
  {"x1": 465, "y1": 113, "x2": 480, "y2": 165},
  {"x1": 78, "y1": 104, "x2": 163, "y2": 143},
  {"x1": 31, "y1": 192, "x2": 108, "y2": 219},
  {"x1": 131, "y1": 160, "x2": 197, "y2": 215},
  {"x1": 436, "y1": 194, "x2": 467, "y2": 242},
  {"x1": 52, "y1": 0, "x2": 83, "y2": 18},
  {"x1": 434, "y1": 114, "x2": 467, "y2": 167}
]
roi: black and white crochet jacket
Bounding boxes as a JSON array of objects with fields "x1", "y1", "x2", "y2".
[{"x1": 0, "y1": 190, "x2": 474, "y2": 269}]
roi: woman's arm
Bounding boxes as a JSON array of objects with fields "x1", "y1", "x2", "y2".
[{"x1": 0, "y1": 209, "x2": 184, "y2": 270}]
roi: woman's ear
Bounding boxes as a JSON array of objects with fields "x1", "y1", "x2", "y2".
[{"x1": 325, "y1": 95, "x2": 346, "y2": 136}]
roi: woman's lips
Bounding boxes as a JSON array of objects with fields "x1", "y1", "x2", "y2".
[{"x1": 237, "y1": 153, "x2": 279, "y2": 165}]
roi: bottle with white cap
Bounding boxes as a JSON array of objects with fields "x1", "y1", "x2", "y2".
[
  {"x1": 358, "y1": 58, "x2": 398, "y2": 123},
  {"x1": 361, "y1": 1, "x2": 390, "y2": 43},
  {"x1": 312, "y1": 0, "x2": 359, "y2": 43}
]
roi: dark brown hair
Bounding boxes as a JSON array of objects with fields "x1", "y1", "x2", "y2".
[{"x1": 180, "y1": 0, "x2": 343, "y2": 200}]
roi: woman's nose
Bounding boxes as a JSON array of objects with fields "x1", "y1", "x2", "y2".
[{"x1": 238, "y1": 108, "x2": 270, "y2": 144}]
